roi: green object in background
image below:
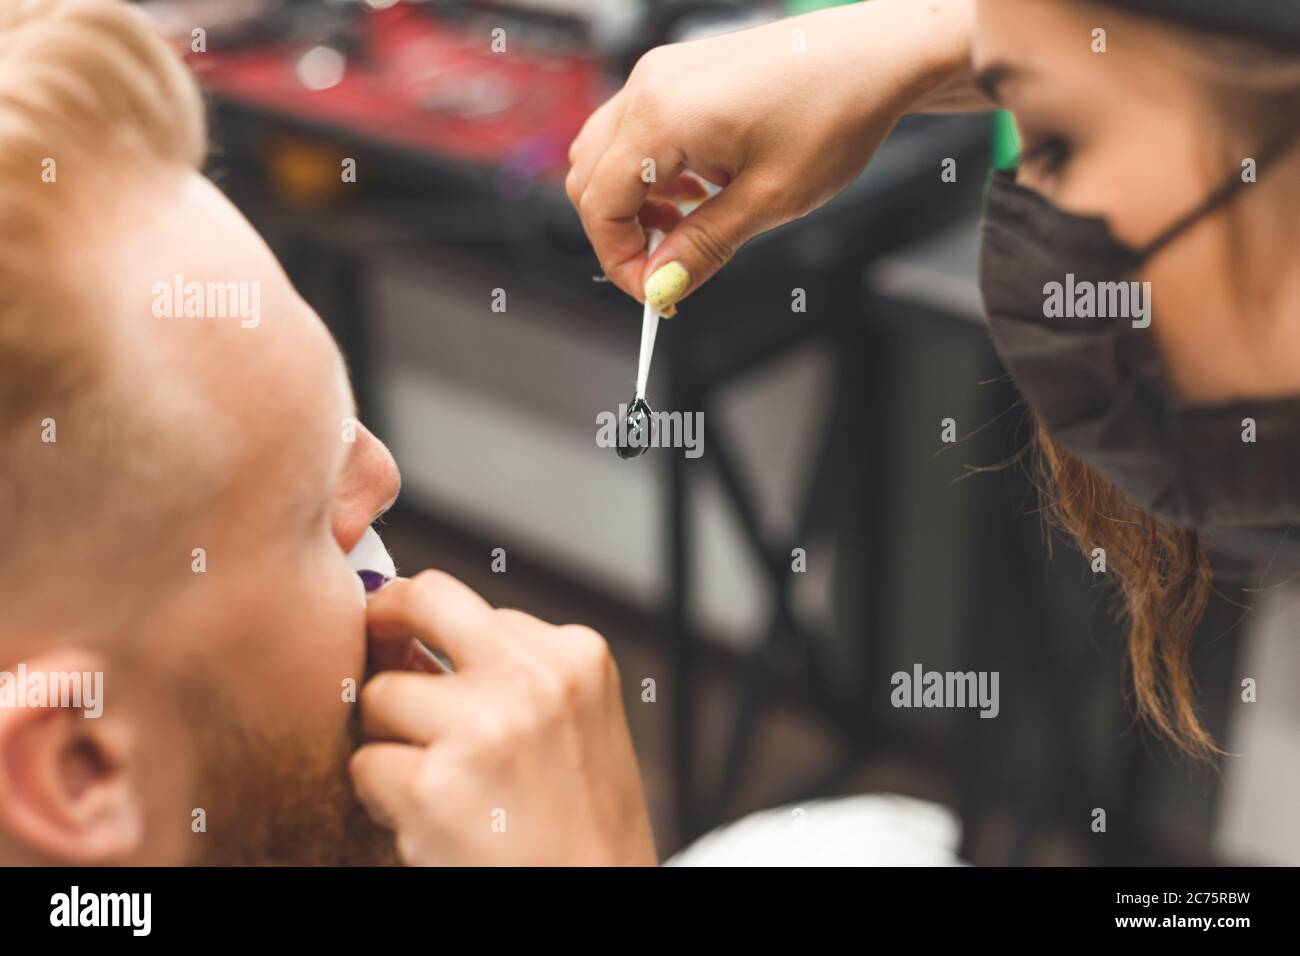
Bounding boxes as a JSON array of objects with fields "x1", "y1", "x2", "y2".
[
  {"x1": 991, "y1": 109, "x2": 1021, "y2": 169},
  {"x1": 783, "y1": 0, "x2": 857, "y2": 17}
]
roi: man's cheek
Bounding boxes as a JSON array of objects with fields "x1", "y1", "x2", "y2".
[
  {"x1": 274, "y1": 559, "x2": 369, "y2": 712},
  {"x1": 329, "y1": 569, "x2": 370, "y2": 694}
]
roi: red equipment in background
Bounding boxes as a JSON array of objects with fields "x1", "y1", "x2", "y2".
[{"x1": 186, "y1": 4, "x2": 609, "y2": 177}]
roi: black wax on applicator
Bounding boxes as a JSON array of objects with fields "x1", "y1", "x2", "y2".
[{"x1": 616, "y1": 395, "x2": 653, "y2": 459}]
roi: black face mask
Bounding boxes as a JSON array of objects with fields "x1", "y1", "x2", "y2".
[{"x1": 978, "y1": 149, "x2": 1300, "y2": 529}]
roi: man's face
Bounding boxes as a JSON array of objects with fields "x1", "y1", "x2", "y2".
[{"x1": 92, "y1": 170, "x2": 403, "y2": 864}]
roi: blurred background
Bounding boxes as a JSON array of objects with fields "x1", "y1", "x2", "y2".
[{"x1": 138, "y1": 0, "x2": 1298, "y2": 865}]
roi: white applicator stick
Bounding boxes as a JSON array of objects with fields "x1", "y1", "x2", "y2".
[{"x1": 635, "y1": 228, "x2": 666, "y2": 402}]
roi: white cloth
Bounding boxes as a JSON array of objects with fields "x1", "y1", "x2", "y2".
[{"x1": 666, "y1": 794, "x2": 966, "y2": 867}]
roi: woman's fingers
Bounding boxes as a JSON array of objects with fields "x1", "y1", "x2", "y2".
[
  {"x1": 637, "y1": 198, "x2": 683, "y2": 235},
  {"x1": 564, "y1": 4, "x2": 922, "y2": 314},
  {"x1": 566, "y1": 90, "x2": 624, "y2": 186},
  {"x1": 573, "y1": 113, "x2": 688, "y2": 300},
  {"x1": 640, "y1": 171, "x2": 785, "y2": 312},
  {"x1": 648, "y1": 172, "x2": 714, "y2": 206},
  {"x1": 566, "y1": 74, "x2": 787, "y2": 311}
]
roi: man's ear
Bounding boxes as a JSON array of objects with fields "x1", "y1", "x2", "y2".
[{"x1": 0, "y1": 649, "x2": 144, "y2": 864}]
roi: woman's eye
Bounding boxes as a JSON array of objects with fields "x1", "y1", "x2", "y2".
[{"x1": 1021, "y1": 134, "x2": 1072, "y2": 175}]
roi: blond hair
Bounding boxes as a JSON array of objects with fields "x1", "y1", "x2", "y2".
[{"x1": 0, "y1": 0, "x2": 206, "y2": 585}]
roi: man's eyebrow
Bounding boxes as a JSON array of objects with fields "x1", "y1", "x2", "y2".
[{"x1": 973, "y1": 61, "x2": 1021, "y2": 104}]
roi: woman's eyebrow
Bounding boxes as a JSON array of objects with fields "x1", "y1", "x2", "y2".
[{"x1": 973, "y1": 61, "x2": 1023, "y2": 103}]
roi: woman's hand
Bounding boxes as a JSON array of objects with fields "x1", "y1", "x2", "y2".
[
  {"x1": 349, "y1": 572, "x2": 657, "y2": 866},
  {"x1": 565, "y1": 0, "x2": 980, "y2": 313}
]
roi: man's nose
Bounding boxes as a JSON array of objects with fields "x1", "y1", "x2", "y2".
[{"x1": 332, "y1": 423, "x2": 402, "y2": 554}]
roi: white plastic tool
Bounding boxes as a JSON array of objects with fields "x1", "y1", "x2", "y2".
[
  {"x1": 348, "y1": 525, "x2": 452, "y2": 673},
  {"x1": 346, "y1": 525, "x2": 396, "y2": 587},
  {"x1": 635, "y1": 228, "x2": 667, "y2": 401}
]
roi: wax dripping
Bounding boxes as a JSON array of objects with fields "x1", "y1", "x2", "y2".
[{"x1": 616, "y1": 396, "x2": 653, "y2": 459}]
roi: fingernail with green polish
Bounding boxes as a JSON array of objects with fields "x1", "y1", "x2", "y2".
[{"x1": 645, "y1": 261, "x2": 690, "y2": 313}]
